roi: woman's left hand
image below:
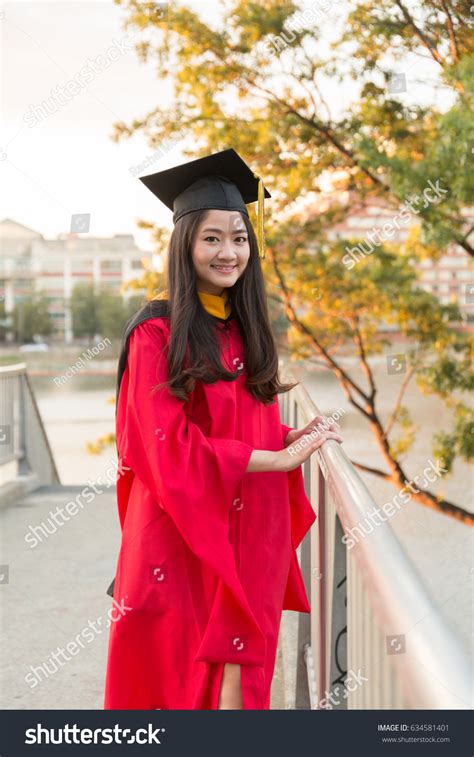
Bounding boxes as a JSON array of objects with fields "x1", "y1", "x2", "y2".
[{"x1": 284, "y1": 414, "x2": 342, "y2": 447}]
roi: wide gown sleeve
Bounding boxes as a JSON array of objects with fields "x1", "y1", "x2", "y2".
[
  {"x1": 118, "y1": 319, "x2": 269, "y2": 666},
  {"x1": 281, "y1": 423, "x2": 294, "y2": 446}
]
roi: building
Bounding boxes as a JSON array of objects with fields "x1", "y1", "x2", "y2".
[
  {"x1": 0, "y1": 219, "x2": 147, "y2": 342},
  {"x1": 296, "y1": 190, "x2": 473, "y2": 322},
  {"x1": 416, "y1": 246, "x2": 473, "y2": 318}
]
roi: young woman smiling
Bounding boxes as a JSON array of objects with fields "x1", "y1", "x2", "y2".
[{"x1": 103, "y1": 149, "x2": 343, "y2": 711}]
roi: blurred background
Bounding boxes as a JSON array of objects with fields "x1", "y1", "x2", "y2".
[{"x1": 0, "y1": 0, "x2": 472, "y2": 712}]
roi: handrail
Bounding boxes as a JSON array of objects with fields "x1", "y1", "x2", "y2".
[
  {"x1": 0, "y1": 362, "x2": 60, "y2": 488},
  {"x1": 0, "y1": 362, "x2": 27, "y2": 375},
  {"x1": 279, "y1": 367, "x2": 472, "y2": 710}
]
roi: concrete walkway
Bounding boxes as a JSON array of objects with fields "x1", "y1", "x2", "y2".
[{"x1": 0, "y1": 484, "x2": 289, "y2": 709}]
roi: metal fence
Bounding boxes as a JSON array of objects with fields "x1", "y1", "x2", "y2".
[
  {"x1": 279, "y1": 370, "x2": 472, "y2": 710},
  {"x1": 0, "y1": 363, "x2": 60, "y2": 489}
]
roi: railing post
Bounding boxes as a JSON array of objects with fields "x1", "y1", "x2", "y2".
[
  {"x1": 18, "y1": 373, "x2": 28, "y2": 476},
  {"x1": 294, "y1": 459, "x2": 312, "y2": 709},
  {"x1": 316, "y1": 465, "x2": 326, "y2": 707},
  {"x1": 327, "y1": 514, "x2": 347, "y2": 709}
]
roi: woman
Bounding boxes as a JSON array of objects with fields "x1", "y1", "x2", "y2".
[{"x1": 103, "y1": 149, "x2": 343, "y2": 710}]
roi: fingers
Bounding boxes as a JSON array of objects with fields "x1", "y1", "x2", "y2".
[
  {"x1": 314, "y1": 431, "x2": 343, "y2": 447},
  {"x1": 307, "y1": 414, "x2": 341, "y2": 436},
  {"x1": 299, "y1": 429, "x2": 343, "y2": 453},
  {"x1": 283, "y1": 421, "x2": 344, "y2": 471}
]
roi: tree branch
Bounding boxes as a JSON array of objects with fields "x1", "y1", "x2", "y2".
[
  {"x1": 439, "y1": 0, "x2": 460, "y2": 62},
  {"x1": 353, "y1": 461, "x2": 474, "y2": 524},
  {"x1": 393, "y1": 0, "x2": 465, "y2": 93},
  {"x1": 352, "y1": 461, "x2": 392, "y2": 480},
  {"x1": 240, "y1": 71, "x2": 387, "y2": 188},
  {"x1": 394, "y1": 0, "x2": 443, "y2": 65},
  {"x1": 351, "y1": 317, "x2": 377, "y2": 400},
  {"x1": 384, "y1": 365, "x2": 415, "y2": 438}
]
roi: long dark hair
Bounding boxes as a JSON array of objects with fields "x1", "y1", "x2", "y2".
[{"x1": 155, "y1": 208, "x2": 296, "y2": 405}]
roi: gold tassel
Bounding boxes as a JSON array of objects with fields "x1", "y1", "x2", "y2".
[{"x1": 254, "y1": 173, "x2": 265, "y2": 259}]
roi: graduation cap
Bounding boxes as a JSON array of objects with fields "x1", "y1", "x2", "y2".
[{"x1": 139, "y1": 148, "x2": 270, "y2": 258}]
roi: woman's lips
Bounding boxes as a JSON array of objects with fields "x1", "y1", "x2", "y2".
[{"x1": 211, "y1": 265, "x2": 237, "y2": 274}]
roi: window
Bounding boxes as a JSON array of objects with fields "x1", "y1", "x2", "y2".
[
  {"x1": 71, "y1": 259, "x2": 93, "y2": 273},
  {"x1": 101, "y1": 260, "x2": 122, "y2": 273}
]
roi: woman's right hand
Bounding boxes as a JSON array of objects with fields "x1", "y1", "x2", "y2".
[
  {"x1": 246, "y1": 421, "x2": 343, "y2": 473},
  {"x1": 272, "y1": 425, "x2": 344, "y2": 472}
]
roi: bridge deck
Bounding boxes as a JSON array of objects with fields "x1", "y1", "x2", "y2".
[{"x1": 0, "y1": 484, "x2": 289, "y2": 710}]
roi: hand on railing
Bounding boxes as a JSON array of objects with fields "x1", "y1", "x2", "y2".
[
  {"x1": 246, "y1": 415, "x2": 343, "y2": 474},
  {"x1": 284, "y1": 414, "x2": 341, "y2": 448},
  {"x1": 274, "y1": 415, "x2": 343, "y2": 472}
]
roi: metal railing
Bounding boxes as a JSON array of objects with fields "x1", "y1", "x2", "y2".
[
  {"x1": 0, "y1": 363, "x2": 60, "y2": 489},
  {"x1": 279, "y1": 370, "x2": 472, "y2": 710}
]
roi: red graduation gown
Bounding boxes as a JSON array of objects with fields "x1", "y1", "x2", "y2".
[{"x1": 103, "y1": 311, "x2": 316, "y2": 710}]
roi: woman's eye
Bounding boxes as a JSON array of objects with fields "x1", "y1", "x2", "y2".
[{"x1": 203, "y1": 235, "x2": 247, "y2": 243}]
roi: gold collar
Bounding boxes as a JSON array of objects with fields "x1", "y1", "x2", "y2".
[
  {"x1": 153, "y1": 289, "x2": 232, "y2": 320},
  {"x1": 197, "y1": 290, "x2": 232, "y2": 319}
]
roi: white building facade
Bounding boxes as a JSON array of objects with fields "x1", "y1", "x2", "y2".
[{"x1": 0, "y1": 219, "x2": 146, "y2": 343}]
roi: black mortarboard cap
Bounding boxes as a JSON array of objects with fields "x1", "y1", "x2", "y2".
[{"x1": 138, "y1": 148, "x2": 270, "y2": 257}]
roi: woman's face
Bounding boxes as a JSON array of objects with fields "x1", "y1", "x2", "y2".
[{"x1": 191, "y1": 209, "x2": 250, "y2": 295}]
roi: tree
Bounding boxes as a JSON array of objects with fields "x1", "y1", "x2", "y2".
[
  {"x1": 12, "y1": 294, "x2": 54, "y2": 343},
  {"x1": 0, "y1": 297, "x2": 9, "y2": 342},
  {"x1": 70, "y1": 283, "x2": 99, "y2": 342},
  {"x1": 109, "y1": 0, "x2": 473, "y2": 523},
  {"x1": 96, "y1": 286, "x2": 137, "y2": 340},
  {"x1": 71, "y1": 281, "x2": 147, "y2": 344}
]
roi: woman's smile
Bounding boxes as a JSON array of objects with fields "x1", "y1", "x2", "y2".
[{"x1": 210, "y1": 264, "x2": 238, "y2": 274}]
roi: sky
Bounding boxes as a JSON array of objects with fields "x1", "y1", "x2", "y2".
[{"x1": 1, "y1": 0, "x2": 449, "y2": 252}]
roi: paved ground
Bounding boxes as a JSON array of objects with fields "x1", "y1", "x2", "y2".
[{"x1": 0, "y1": 484, "x2": 288, "y2": 710}]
